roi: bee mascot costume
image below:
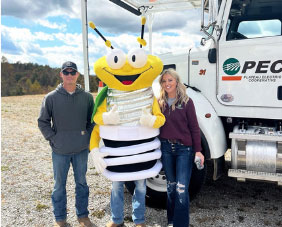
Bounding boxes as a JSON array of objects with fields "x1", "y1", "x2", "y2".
[{"x1": 89, "y1": 17, "x2": 165, "y2": 182}]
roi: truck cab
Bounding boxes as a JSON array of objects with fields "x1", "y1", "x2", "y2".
[{"x1": 161, "y1": 0, "x2": 282, "y2": 188}]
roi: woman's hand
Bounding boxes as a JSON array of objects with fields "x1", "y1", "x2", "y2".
[{"x1": 195, "y1": 152, "x2": 205, "y2": 166}]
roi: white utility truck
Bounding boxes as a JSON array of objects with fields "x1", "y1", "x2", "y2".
[{"x1": 81, "y1": 0, "x2": 282, "y2": 206}]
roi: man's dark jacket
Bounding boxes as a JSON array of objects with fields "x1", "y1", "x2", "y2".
[{"x1": 38, "y1": 83, "x2": 94, "y2": 155}]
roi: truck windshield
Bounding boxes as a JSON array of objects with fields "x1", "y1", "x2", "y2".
[
  {"x1": 237, "y1": 19, "x2": 281, "y2": 38},
  {"x1": 226, "y1": 0, "x2": 282, "y2": 41}
]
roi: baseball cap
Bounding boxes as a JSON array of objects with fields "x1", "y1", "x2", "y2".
[{"x1": 61, "y1": 61, "x2": 78, "y2": 72}]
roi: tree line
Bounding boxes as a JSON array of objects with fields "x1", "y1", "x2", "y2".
[{"x1": 1, "y1": 56, "x2": 99, "y2": 97}]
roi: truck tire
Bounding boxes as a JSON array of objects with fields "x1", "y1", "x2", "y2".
[
  {"x1": 125, "y1": 176, "x2": 167, "y2": 208},
  {"x1": 189, "y1": 131, "x2": 209, "y2": 200},
  {"x1": 189, "y1": 156, "x2": 207, "y2": 200},
  {"x1": 125, "y1": 132, "x2": 208, "y2": 208},
  {"x1": 125, "y1": 159, "x2": 207, "y2": 208},
  {"x1": 125, "y1": 132, "x2": 209, "y2": 208}
]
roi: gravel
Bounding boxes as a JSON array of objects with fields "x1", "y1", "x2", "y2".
[{"x1": 1, "y1": 94, "x2": 282, "y2": 227}]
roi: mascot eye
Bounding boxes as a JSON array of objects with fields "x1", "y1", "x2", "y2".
[
  {"x1": 128, "y1": 48, "x2": 147, "y2": 68},
  {"x1": 106, "y1": 49, "x2": 126, "y2": 69}
]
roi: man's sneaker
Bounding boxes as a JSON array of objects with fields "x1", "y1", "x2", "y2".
[
  {"x1": 136, "y1": 223, "x2": 146, "y2": 227},
  {"x1": 167, "y1": 224, "x2": 173, "y2": 227},
  {"x1": 78, "y1": 217, "x2": 94, "y2": 227},
  {"x1": 54, "y1": 220, "x2": 67, "y2": 227},
  {"x1": 106, "y1": 221, "x2": 124, "y2": 227}
]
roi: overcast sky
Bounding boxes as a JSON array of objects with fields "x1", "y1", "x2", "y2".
[{"x1": 1, "y1": 0, "x2": 203, "y2": 74}]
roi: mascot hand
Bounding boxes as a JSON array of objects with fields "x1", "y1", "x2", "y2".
[
  {"x1": 90, "y1": 148, "x2": 108, "y2": 173},
  {"x1": 102, "y1": 105, "x2": 120, "y2": 125},
  {"x1": 140, "y1": 107, "x2": 156, "y2": 128}
]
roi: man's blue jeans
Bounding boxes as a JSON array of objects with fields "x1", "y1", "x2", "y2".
[
  {"x1": 51, "y1": 149, "x2": 89, "y2": 221},
  {"x1": 161, "y1": 140, "x2": 194, "y2": 227},
  {"x1": 110, "y1": 180, "x2": 146, "y2": 225}
]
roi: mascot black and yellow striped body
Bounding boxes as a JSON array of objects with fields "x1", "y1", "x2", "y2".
[{"x1": 90, "y1": 86, "x2": 164, "y2": 181}]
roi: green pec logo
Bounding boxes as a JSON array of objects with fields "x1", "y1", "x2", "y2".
[{"x1": 223, "y1": 58, "x2": 241, "y2": 75}]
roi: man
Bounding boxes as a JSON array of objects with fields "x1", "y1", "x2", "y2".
[{"x1": 38, "y1": 61, "x2": 94, "y2": 227}]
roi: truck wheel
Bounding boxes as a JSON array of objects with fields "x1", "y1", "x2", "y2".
[
  {"x1": 125, "y1": 132, "x2": 208, "y2": 208},
  {"x1": 189, "y1": 132, "x2": 209, "y2": 200},
  {"x1": 125, "y1": 169, "x2": 167, "y2": 209},
  {"x1": 189, "y1": 156, "x2": 207, "y2": 200},
  {"x1": 125, "y1": 159, "x2": 207, "y2": 208}
]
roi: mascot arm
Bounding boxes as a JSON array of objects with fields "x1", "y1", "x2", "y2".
[
  {"x1": 89, "y1": 125, "x2": 100, "y2": 151},
  {"x1": 93, "y1": 99, "x2": 120, "y2": 125},
  {"x1": 152, "y1": 97, "x2": 166, "y2": 129},
  {"x1": 93, "y1": 99, "x2": 107, "y2": 125},
  {"x1": 89, "y1": 125, "x2": 108, "y2": 174}
]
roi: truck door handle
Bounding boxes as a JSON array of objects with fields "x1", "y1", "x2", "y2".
[{"x1": 278, "y1": 86, "x2": 282, "y2": 100}]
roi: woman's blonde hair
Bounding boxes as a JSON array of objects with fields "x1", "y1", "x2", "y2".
[{"x1": 158, "y1": 68, "x2": 189, "y2": 111}]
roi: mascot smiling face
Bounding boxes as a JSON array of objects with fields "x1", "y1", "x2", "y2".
[{"x1": 94, "y1": 48, "x2": 163, "y2": 91}]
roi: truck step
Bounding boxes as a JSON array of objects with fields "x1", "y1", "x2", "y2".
[
  {"x1": 228, "y1": 169, "x2": 282, "y2": 186},
  {"x1": 229, "y1": 132, "x2": 282, "y2": 142}
]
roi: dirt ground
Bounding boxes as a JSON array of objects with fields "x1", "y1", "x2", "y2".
[{"x1": 1, "y1": 94, "x2": 282, "y2": 227}]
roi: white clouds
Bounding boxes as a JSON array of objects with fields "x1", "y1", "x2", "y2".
[
  {"x1": 1, "y1": 24, "x2": 102, "y2": 73},
  {"x1": 2, "y1": 0, "x2": 202, "y2": 34},
  {"x1": 150, "y1": 33, "x2": 201, "y2": 54},
  {"x1": 2, "y1": 25, "x2": 55, "y2": 52},
  {"x1": 34, "y1": 32, "x2": 55, "y2": 41},
  {"x1": 54, "y1": 32, "x2": 82, "y2": 46},
  {"x1": 2, "y1": 23, "x2": 202, "y2": 74},
  {"x1": 2, "y1": 26, "x2": 34, "y2": 43},
  {"x1": 1, "y1": 36, "x2": 22, "y2": 55},
  {"x1": 43, "y1": 44, "x2": 83, "y2": 69},
  {"x1": 86, "y1": 1, "x2": 203, "y2": 36},
  {"x1": 87, "y1": 29, "x2": 201, "y2": 67},
  {"x1": 2, "y1": 0, "x2": 73, "y2": 19},
  {"x1": 86, "y1": 0, "x2": 141, "y2": 33},
  {"x1": 1, "y1": 26, "x2": 45, "y2": 64},
  {"x1": 36, "y1": 19, "x2": 67, "y2": 31},
  {"x1": 1, "y1": 25, "x2": 79, "y2": 67},
  {"x1": 1, "y1": 0, "x2": 205, "y2": 75}
]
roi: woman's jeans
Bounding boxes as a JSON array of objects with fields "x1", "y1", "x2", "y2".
[
  {"x1": 51, "y1": 149, "x2": 89, "y2": 221},
  {"x1": 111, "y1": 180, "x2": 146, "y2": 224},
  {"x1": 161, "y1": 140, "x2": 194, "y2": 227}
]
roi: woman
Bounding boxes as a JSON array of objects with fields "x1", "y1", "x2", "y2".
[{"x1": 158, "y1": 68, "x2": 204, "y2": 227}]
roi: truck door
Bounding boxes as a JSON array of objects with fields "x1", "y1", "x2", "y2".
[{"x1": 217, "y1": 0, "x2": 282, "y2": 107}]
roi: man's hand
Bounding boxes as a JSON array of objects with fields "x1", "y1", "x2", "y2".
[
  {"x1": 139, "y1": 107, "x2": 156, "y2": 128},
  {"x1": 89, "y1": 148, "x2": 109, "y2": 173},
  {"x1": 102, "y1": 105, "x2": 120, "y2": 125}
]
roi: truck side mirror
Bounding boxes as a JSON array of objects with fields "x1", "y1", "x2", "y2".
[{"x1": 208, "y1": 48, "x2": 217, "y2": 63}]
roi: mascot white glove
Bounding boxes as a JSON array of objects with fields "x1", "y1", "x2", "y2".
[
  {"x1": 102, "y1": 104, "x2": 120, "y2": 125},
  {"x1": 89, "y1": 148, "x2": 109, "y2": 173},
  {"x1": 139, "y1": 107, "x2": 156, "y2": 128}
]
